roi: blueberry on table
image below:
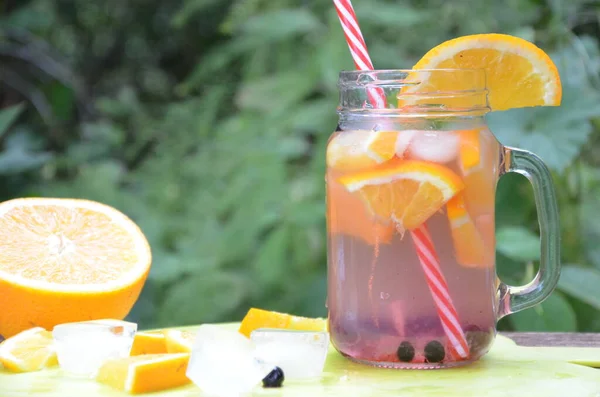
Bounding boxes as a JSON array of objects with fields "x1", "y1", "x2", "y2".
[
  {"x1": 424, "y1": 340, "x2": 445, "y2": 363},
  {"x1": 262, "y1": 367, "x2": 285, "y2": 388},
  {"x1": 396, "y1": 341, "x2": 415, "y2": 362}
]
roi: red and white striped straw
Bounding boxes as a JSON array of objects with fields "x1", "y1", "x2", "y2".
[{"x1": 333, "y1": 0, "x2": 469, "y2": 360}]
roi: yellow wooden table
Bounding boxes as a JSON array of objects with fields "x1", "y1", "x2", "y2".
[{"x1": 2, "y1": 324, "x2": 600, "y2": 397}]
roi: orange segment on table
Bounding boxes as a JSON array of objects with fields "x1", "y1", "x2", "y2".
[
  {"x1": 0, "y1": 327, "x2": 57, "y2": 372},
  {"x1": 239, "y1": 308, "x2": 327, "y2": 337},
  {"x1": 163, "y1": 329, "x2": 196, "y2": 353},
  {"x1": 130, "y1": 332, "x2": 167, "y2": 356},
  {"x1": 96, "y1": 353, "x2": 190, "y2": 394},
  {"x1": 338, "y1": 159, "x2": 464, "y2": 232}
]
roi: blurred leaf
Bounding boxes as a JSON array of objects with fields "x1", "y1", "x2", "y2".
[
  {"x1": 580, "y1": 192, "x2": 600, "y2": 269},
  {"x1": 254, "y1": 226, "x2": 290, "y2": 287},
  {"x1": 496, "y1": 226, "x2": 540, "y2": 262},
  {"x1": 172, "y1": 0, "x2": 222, "y2": 27},
  {"x1": 0, "y1": 149, "x2": 52, "y2": 175},
  {"x1": 157, "y1": 272, "x2": 248, "y2": 327},
  {"x1": 510, "y1": 292, "x2": 577, "y2": 332},
  {"x1": 558, "y1": 265, "x2": 600, "y2": 310},
  {"x1": 46, "y1": 83, "x2": 74, "y2": 122},
  {"x1": 236, "y1": 9, "x2": 323, "y2": 42},
  {"x1": 236, "y1": 71, "x2": 318, "y2": 112},
  {"x1": 488, "y1": 86, "x2": 600, "y2": 172},
  {"x1": 495, "y1": 173, "x2": 535, "y2": 227},
  {"x1": 0, "y1": 104, "x2": 25, "y2": 137},
  {"x1": 354, "y1": 3, "x2": 430, "y2": 28}
]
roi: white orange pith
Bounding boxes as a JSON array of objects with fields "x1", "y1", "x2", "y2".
[
  {"x1": 163, "y1": 330, "x2": 196, "y2": 353},
  {"x1": 338, "y1": 159, "x2": 464, "y2": 231},
  {"x1": 327, "y1": 130, "x2": 399, "y2": 171},
  {"x1": 0, "y1": 198, "x2": 152, "y2": 338},
  {"x1": 0, "y1": 327, "x2": 57, "y2": 372},
  {"x1": 411, "y1": 34, "x2": 562, "y2": 111},
  {"x1": 446, "y1": 194, "x2": 490, "y2": 268},
  {"x1": 96, "y1": 353, "x2": 190, "y2": 394}
]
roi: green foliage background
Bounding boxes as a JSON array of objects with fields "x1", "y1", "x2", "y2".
[{"x1": 1, "y1": 0, "x2": 600, "y2": 332}]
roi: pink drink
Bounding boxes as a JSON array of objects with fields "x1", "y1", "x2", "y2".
[{"x1": 326, "y1": 126, "x2": 500, "y2": 368}]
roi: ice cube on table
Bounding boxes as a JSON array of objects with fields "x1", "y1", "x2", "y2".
[
  {"x1": 251, "y1": 329, "x2": 330, "y2": 379},
  {"x1": 407, "y1": 130, "x2": 459, "y2": 163},
  {"x1": 52, "y1": 319, "x2": 137, "y2": 377},
  {"x1": 186, "y1": 325, "x2": 272, "y2": 396}
]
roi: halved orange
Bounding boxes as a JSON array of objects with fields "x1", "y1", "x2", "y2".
[
  {"x1": 130, "y1": 332, "x2": 167, "y2": 356},
  {"x1": 446, "y1": 194, "x2": 491, "y2": 268},
  {"x1": 0, "y1": 327, "x2": 57, "y2": 372},
  {"x1": 96, "y1": 353, "x2": 190, "y2": 394},
  {"x1": 163, "y1": 330, "x2": 196, "y2": 353},
  {"x1": 238, "y1": 308, "x2": 327, "y2": 338},
  {"x1": 327, "y1": 172, "x2": 395, "y2": 245},
  {"x1": 0, "y1": 198, "x2": 152, "y2": 338},
  {"x1": 338, "y1": 159, "x2": 464, "y2": 231},
  {"x1": 327, "y1": 130, "x2": 399, "y2": 171},
  {"x1": 411, "y1": 34, "x2": 562, "y2": 111}
]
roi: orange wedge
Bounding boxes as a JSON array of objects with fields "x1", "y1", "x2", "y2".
[
  {"x1": 339, "y1": 159, "x2": 464, "y2": 231},
  {"x1": 412, "y1": 34, "x2": 562, "y2": 111},
  {"x1": 163, "y1": 330, "x2": 196, "y2": 353},
  {"x1": 130, "y1": 332, "x2": 167, "y2": 356},
  {"x1": 458, "y1": 129, "x2": 482, "y2": 173},
  {"x1": 239, "y1": 308, "x2": 327, "y2": 338},
  {"x1": 0, "y1": 198, "x2": 152, "y2": 338},
  {"x1": 327, "y1": 172, "x2": 395, "y2": 245},
  {"x1": 96, "y1": 353, "x2": 190, "y2": 394},
  {"x1": 0, "y1": 327, "x2": 57, "y2": 372},
  {"x1": 327, "y1": 130, "x2": 399, "y2": 171},
  {"x1": 446, "y1": 194, "x2": 491, "y2": 268},
  {"x1": 457, "y1": 128, "x2": 497, "y2": 217}
]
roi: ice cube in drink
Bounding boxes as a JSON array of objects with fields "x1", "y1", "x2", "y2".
[
  {"x1": 52, "y1": 319, "x2": 137, "y2": 377},
  {"x1": 251, "y1": 329, "x2": 329, "y2": 379},
  {"x1": 186, "y1": 325, "x2": 271, "y2": 396}
]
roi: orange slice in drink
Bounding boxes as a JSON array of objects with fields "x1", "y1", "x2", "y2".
[
  {"x1": 327, "y1": 172, "x2": 395, "y2": 245},
  {"x1": 411, "y1": 34, "x2": 561, "y2": 111},
  {"x1": 446, "y1": 194, "x2": 491, "y2": 268},
  {"x1": 327, "y1": 130, "x2": 399, "y2": 172},
  {"x1": 339, "y1": 159, "x2": 464, "y2": 231},
  {"x1": 239, "y1": 308, "x2": 327, "y2": 337},
  {"x1": 457, "y1": 128, "x2": 497, "y2": 217},
  {"x1": 458, "y1": 129, "x2": 481, "y2": 173}
]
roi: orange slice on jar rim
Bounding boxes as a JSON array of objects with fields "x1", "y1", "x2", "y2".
[
  {"x1": 409, "y1": 33, "x2": 562, "y2": 111},
  {"x1": 338, "y1": 158, "x2": 464, "y2": 232},
  {"x1": 446, "y1": 193, "x2": 493, "y2": 268}
]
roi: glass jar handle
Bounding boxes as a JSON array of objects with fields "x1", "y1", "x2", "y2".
[{"x1": 497, "y1": 146, "x2": 561, "y2": 319}]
